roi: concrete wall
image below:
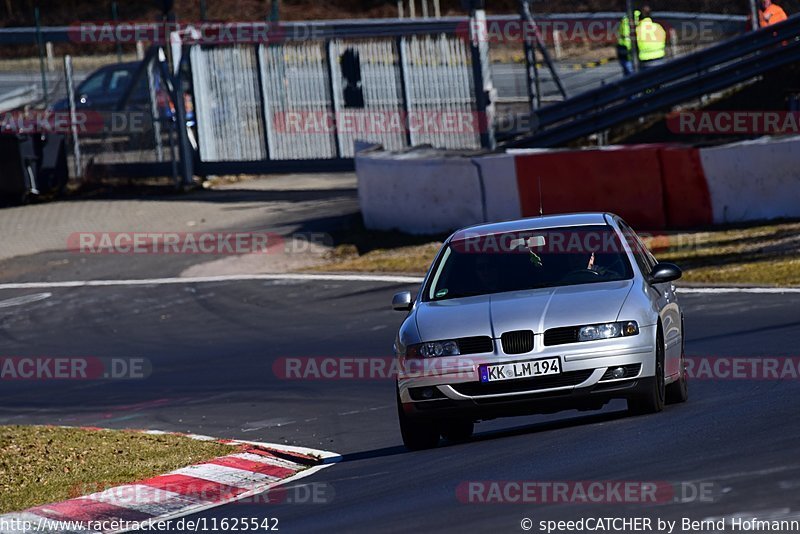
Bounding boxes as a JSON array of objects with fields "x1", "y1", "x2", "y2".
[
  {"x1": 700, "y1": 135, "x2": 800, "y2": 224},
  {"x1": 356, "y1": 150, "x2": 487, "y2": 234},
  {"x1": 357, "y1": 137, "x2": 800, "y2": 234}
]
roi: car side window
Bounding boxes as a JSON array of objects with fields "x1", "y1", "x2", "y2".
[
  {"x1": 619, "y1": 222, "x2": 653, "y2": 276},
  {"x1": 78, "y1": 71, "x2": 107, "y2": 96},
  {"x1": 108, "y1": 70, "x2": 132, "y2": 93}
]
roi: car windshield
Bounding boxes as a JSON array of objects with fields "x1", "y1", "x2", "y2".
[{"x1": 427, "y1": 225, "x2": 634, "y2": 301}]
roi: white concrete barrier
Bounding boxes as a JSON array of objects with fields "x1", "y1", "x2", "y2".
[
  {"x1": 473, "y1": 153, "x2": 522, "y2": 223},
  {"x1": 356, "y1": 149, "x2": 487, "y2": 234},
  {"x1": 700, "y1": 135, "x2": 800, "y2": 223},
  {"x1": 357, "y1": 135, "x2": 800, "y2": 234}
]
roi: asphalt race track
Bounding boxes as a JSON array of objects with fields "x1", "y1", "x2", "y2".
[{"x1": 1, "y1": 279, "x2": 799, "y2": 532}]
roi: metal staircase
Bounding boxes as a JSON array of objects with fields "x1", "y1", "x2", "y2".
[{"x1": 504, "y1": 15, "x2": 800, "y2": 148}]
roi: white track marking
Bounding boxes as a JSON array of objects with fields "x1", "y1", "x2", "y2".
[
  {"x1": 0, "y1": 292, "x2": 52, "y2": 308},
  {"x1": 0, "y1": 274, "x2": 798, "y2": 293},
  {"x1": 678, "y1": 287, "x2": 800, "y2": 294},
  {"x1": 0, "y1": 274, "x2": 423, "y2": 291}
]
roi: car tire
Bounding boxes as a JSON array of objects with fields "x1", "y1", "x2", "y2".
[
  {"x1": 628, "y1": 328, "x2": 666, "y2": 415},
  {"x1": 397, "y1": 389, "x2": 440, "y2": 451},
  {"x1": 440, "y1": 420, "x2": 474, "y2": 443},
  {"x1": 666, "y1": 345, "x2": 689, "y2": 405}
]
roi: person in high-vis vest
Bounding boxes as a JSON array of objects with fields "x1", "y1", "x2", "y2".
[
  {"x1": 759, "y1": 0, "x2": 788, "y2": 27},
  {"x1": 636, "y1": 6, "x2": 667, "y2": 69},
  {"x1": 616, "y1": 9, "x2": 641, "y2": 77}
]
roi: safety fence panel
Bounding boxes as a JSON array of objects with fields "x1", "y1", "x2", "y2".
[
  {"x1": 259, "y1": 43, "x2": 337, "y2": 160},
  {"x1": 329, "y1": 39, "x2": 407, "y2": 158},
  {"x1": 191, "y1": 45, "x2": 267, "y2": 162},
  {"x1": 190, "y1": 33, "x2": 483, "y2": 162},
  {"x1": 401, "y1": 35, "x2": 480, "y2": 150}
]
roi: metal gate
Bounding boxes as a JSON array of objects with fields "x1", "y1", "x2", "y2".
[{"x1": 188, "y1": 21, "x2": 489, "y2": 167}]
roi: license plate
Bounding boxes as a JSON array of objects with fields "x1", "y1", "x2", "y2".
[{"x1": 480, "y1": 358, "x2": 561, "y2": 383}]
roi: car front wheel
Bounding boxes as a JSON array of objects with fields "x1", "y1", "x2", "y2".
[
  {"x1": 397, "y1": 389, "x2": 440, "y2": 450},
  {"x1": 666, "y1": 347, "x2": 689, "y2": 404},
  {"x1": 628, "y1": 328, "x2": 666, "y2": 415}
]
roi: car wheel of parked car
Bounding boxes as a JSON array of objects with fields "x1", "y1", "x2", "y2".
[
  {"x1": 440, "y1": 420, "x2": 474, "y2": 443},
  {"x1": 628, "y1": 328, "x2": 666, "y2": 415},
  {"x1": 397, "y1": 390, "x2": 440, "y2": 450}
]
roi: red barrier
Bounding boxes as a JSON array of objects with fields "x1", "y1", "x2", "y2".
[
  {"x1": 514, "y1": 146, "x2": 667, "y2": 229},
  {"x1": 657, "y1": 147, "x2": 713, "y2": 228}
]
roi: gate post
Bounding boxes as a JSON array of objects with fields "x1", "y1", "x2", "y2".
[{"x1": 466, "y1": 2, "x2": 496, "y2": 150}]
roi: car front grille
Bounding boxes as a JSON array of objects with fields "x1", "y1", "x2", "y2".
[
  {"x1": 457, "y1": 336, "x2": 494, "y2": 355},
  {"x1": 544, "y1": 326, "x2": 579, "y2": 346},
  {"x1": 600, "y1": 364, "x2": 642, "y2": 381},
  {"x1": 501, "y1": 330, "x2": 534, "y2": 354},
  {"x1": 451, "y1": 370, "x2": 594, "y2": 397}
]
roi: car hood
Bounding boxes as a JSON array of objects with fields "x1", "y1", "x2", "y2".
[{"x1": 415, "y1": 280, "x2": 634, "y2": 341}]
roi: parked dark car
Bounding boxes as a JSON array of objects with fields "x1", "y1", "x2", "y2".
[
  {"x1": 50, "y1": 62, "x2": 169, "y2": 114},
  {"x1": 49, "y1": 61, "x2": 197, "y2": 144}
]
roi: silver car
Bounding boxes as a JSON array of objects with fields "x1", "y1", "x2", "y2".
[{"x1": 392, "y1": 213, "x2": 688, "y2": 450}]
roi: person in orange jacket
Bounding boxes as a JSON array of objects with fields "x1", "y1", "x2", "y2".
[{"x1": 760, "y1": 0, "x2": 788, "y2": 27}]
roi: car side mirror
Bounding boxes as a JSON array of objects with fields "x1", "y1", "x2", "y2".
[
  {"x1": 392, "y1": 291, "x2": 413, "y2": 311},
  {"x1": 649, "y1": 263, "x2": 682, "y2": 284}
]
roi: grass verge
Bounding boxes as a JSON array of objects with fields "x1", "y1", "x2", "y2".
[
  {"x1": 0, "y1": 426, "x2": 235, "y2": 514},
  {"x1": 311, "y1": 220, "x2": 800, "y2": 286},
  {"x1": 645, "y1": 221, "x2": 800, "y2": 286}
]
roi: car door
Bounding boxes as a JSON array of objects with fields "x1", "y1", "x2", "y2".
[
  {"x1": 643, "y1": 244, "x2": 682, "y2": 378},
  {"x1": 619, "y1": 221, "x2": 682, "y2": 378},
  {"x1": 107, "y1": 67, "x2": 149, "y2": 110},
  {"x1": 74, "y1": 69, "x2": 109, "y2": 109},
  {"x1": 632, "y1": 228, "x2": 682, "y2": 377}
]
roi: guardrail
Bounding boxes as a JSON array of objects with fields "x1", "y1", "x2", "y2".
[{"x1": 505, "y1": 15, "x2": 800, "y2": 148}]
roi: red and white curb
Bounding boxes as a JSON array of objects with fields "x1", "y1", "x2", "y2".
[{"x1": 0, "y1": 429, "x2": 340, "y2": 534}]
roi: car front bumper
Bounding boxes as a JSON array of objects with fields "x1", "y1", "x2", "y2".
[{"x1": 398, "y1": 325, "x2": 656, "y2": 420}]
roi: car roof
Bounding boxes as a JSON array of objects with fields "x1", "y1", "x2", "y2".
[
  {"x1": 450, "y1": 213, "x2": 615, "y2": 241},
  {"x1": 93, "y1": 62, "x2": 140, "y2": 74}
]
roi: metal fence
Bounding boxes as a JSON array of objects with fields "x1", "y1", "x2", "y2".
[
  {"x1": 191, "y1": 45, "x2": 267, "y2": 162},
  {"x1": 188, "y1": 31, "x2": 484, "y2": 164},
  {"x1": 0, "y1": 8, "x2": 751, "y2": 184}
]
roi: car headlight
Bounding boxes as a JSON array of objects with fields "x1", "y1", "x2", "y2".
[
  {"x1": 578, "y1": 321, "x2": 639, "y2": 342},
  {"x1": 407, "y1": 340, "x2": 461, "y2": 358}
]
